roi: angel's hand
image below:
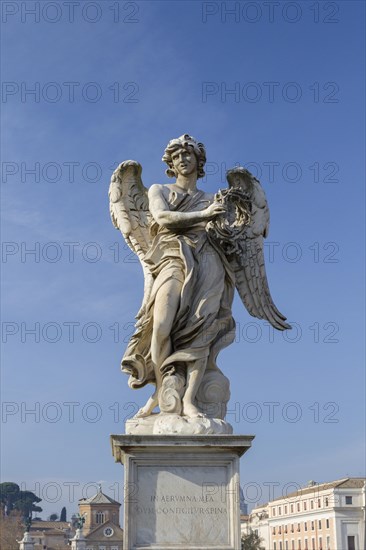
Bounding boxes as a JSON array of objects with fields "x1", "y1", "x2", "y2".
[{"x1": 204, "y1": 202, "x2": 226, "y2": 220}]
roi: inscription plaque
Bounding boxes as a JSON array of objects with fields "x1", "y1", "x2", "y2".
[{"x1": 135, "y1": 465, "x2": 229, "y2": 545}]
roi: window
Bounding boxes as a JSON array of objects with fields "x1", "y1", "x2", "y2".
[
  {"x1": 297, "y1": 523, "x2": 301, "y2": 532},
  {"x1": 273, "y1": 527, "x2": 276, "y2": 535},
  {"x1": 326, "y1": 536, "x2": 330, "y2": 550},
  {"x1": 310, "y1": 500, "x2": 314, "y2": 509},
  {"x1": 291, "y1": 540, "x2": 295, "y2": 550},
  {"x1": 304, "y1": 522, "x2": 307, "y2": 532},
  {"x1": 318, "y1": 520, "x2": 321, "y2": 529},
  {"x1": 347, "y1": 536, "x2": 355, "y2": 550},
  {"x1": 98, "y1": 547, "x2": 106, "y2": 550},
  {"x1": 303, "y1": 501, "x2": 307, "y2": 511},
  {"x1": 111, "y1": 547, "x2": 119, "y2": 550},
  {"x1": 291, "y1": 504, "x2": 294, "y2": 513},
  {"x1": 273, "y1": 507, "x2": 276, "y2": 516},
  {"x1": 298, "y1": 540, "x2": 301, "y2": 550},
  {"x1": 291, "y1": 524, "x2": 294, "y2": 533},
  {"x1": 305, "y1": 539, "x2": 308, "y2": 550},
  {"x1": 326, "y1": 519, "x2": 329, "y2": 529},
  {"x1": 279, "y1": 507, "x2": 282, "y2": 515},
  {"x1": 96, "y1": 512, "x2": 105, "y2": 524},
  {"x1": 318, "y1": 498, "x2": 321, "y2": 508},
  {"x1": 285, "y1": 506, "x2": 288, "y2": 514},
  {"x1": 297, "y1": 503, "x2": 300, "y2": 512},
  {"x1": 312, "y1": 538, "x2": 315, "y2": 550},
  {"x1": 319, "y1": 537, "x2": 323, "y2": 550},
  {"x1": 311, "y1": 521, "x2": 315, "y2": 531},
  {"x1": 285, "y1": 526, "x2": 288, "y2": 534},
  {"x1": 285, "y1": 541, "x2": 288, "y2": 550},
  {"x1": 279, "y1": 526, "x2": 282, "y2": 535},
  {"x1": 274, "y1": 543, "x2": 277, "y2": 550},
  {"x1": 345, "y1": 496, "x2": 353, "y2": 505},
  {"x1": 280, "y1": 542, "x2": 283, "y2": 550},
  {"x1": 325, "y1": 498, "x2": 329, "y2": 507}
]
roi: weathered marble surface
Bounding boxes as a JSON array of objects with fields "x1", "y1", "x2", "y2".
[
  {"x1": 109, "y1": 134, "x2": 290, "y2": 431},
  {"x1": 111, "y1": 434, "x2": 254, "y2": 550},
  {"x1": 126, "y1": 413, "x2": 233, "y2": 435}
]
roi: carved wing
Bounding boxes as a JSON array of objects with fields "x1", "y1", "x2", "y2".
[
  {"x1": 109, "y1": 160, "x2": 153, "y2": 319},
  {"x1": 229, "y1": 172, "x2": 291, "y2": 331}
]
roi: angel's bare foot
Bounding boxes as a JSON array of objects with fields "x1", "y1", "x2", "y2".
[
  {"x1": 134, "y1": 393, "x2": 158, "y2": 418},
  {"x1": 182, "y1": 401, "x2": 205, "y2": 418}
]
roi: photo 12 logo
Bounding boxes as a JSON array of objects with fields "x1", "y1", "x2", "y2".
[
  {"x1": 1, "y1": 81, "x2": 139, "y2": 104},
  {"x1": 1, "y1": 400, "x2": 339, "y2": 425},
  {"x1": 201, "y1": 2, "x2": 340, "y2": 24},
  {"x1": 1, "y1": 1, "x2": 140, "y2": 24},
  {"x1": 201, "y1": 81, "x2": 340, "y2": 104}
]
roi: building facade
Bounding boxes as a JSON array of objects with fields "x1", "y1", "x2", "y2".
[
  {"x1": 78, "y1": 488, "x2": 123, "y2": 550},
  {"x1": 28, "y1": 488, "x2": 123, "y2": 550},
  {"x1": 246, "y1": 478, "x2": 365, "y2": 550},
  {"x1": 29, "y1": 520, "x2": 72, "y2": 549}
]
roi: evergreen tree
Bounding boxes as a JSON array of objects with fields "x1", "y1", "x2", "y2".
[
  {"x1": 241, "y1": 531, "x2": 265, "y2": 550},
  {"x1": 13, "y1": 490, "x2": 42, "y2": 519},
  {"x1": 0, "y1": 482, "x2": 20, "y2": 515},
  {"x1": 0, "y1": 483, "x2": 42, "y2": 519},
  {"x1": 60, "y1": 506, "x2": 67, "y2": 521}
]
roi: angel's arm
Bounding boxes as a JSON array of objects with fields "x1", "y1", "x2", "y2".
[{"x1": 148, "y1": 184, "x2": 225, "y2": 229}]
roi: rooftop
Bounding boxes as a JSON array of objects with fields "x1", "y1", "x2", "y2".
[
  {"x1": 78, "y1": 486, "x2": 120, "y2": 506},
  {"x1": 252, "y1": 477, "x2": 366, "y2": 509},
  {"x1": 30, "y1": 520, "x2": 71, "y2": 531}
]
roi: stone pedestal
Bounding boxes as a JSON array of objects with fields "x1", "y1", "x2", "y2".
[
  {"x1": 70, "y1": 528, "x2": 86, "y2": 550},
  {"x1": 18, "y1": 532, "x2": 35, "y2": 550},
  {"x1": 111, "y1": 434, "x2": 254, "y2": 550}
]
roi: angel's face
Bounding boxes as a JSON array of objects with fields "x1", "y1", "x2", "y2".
[
  {"x1": 228, "y1": 172, "x2": 252, "y2": 194},
  {"x1": 230, "y1": 174, "x2": 243, "y2": 189},
  {"x1": 171, "y1": 147, "x2": 197, "y2": 177}
]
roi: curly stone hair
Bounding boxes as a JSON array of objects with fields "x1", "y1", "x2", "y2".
[{"x1": 162, "y1": 134, "x2": 207, "y2": 179}]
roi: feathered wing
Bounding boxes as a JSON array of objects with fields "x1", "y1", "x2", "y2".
[
  {"x1": 231, "y1": 176, "x2": 291, "y2": 331},
  {"x1": 109, "y1": 160, "x2": 153, "y2": 319}
]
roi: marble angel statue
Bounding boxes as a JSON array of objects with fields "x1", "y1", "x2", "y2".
[{"x1": 109, "y1": 134, "x2": 290, "y2": 433}]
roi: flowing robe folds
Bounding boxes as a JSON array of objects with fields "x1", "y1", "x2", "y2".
[{"x1": 121, "y1": 188, "x2": 236, "y2": 388}]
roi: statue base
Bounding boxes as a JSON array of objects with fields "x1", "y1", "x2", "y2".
[
  {"x1": 126, "y1": 413, "x2": 233, "y2": 435},
  {"x1": 110, "y1": 434, "x2": 254, "y2": 550}
]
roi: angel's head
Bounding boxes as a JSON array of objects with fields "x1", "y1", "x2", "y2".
[
  {"x1": 162, "y1": 134, "x2": 206, "y2": 179},
  {"x1": 226, "y1": 167, "x2": 254, "y2": 194}
]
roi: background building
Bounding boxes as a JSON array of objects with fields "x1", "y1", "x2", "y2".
[
  {"x1": 29, "y1": 520, "x2": 72, "y2": 549},
  {"x1": 27, "y1": 488, "x2": 123, "y2": 550},
  {"x1": 245, "y1": 478, "x2": 365, "y2": 550},
  {"x1": 78, "y1": 487, "x2": 123, "y2": 550}
]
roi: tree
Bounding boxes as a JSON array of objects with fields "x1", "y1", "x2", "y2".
[
  {"x1": 60, "y1": 506, "x2": 67, "y2": 521},
  {"x1": 49, "y1": 513, "x2": 59, "y2": 521},
  {"x1": 13, "y1": 491, "x2": 42, "y2": 519},
  {"x1": 0, "y1": 482, "x2": 20, "y2": 515},
  {"x1": 241, "y1": 531, "x2": 265, "y2": 550},
  {"x1": 0, "y1": 483, "x2": 42, "y2": 519},
  {"x1": 0, "y1": 510, "x2": 25, "y2": 550}
]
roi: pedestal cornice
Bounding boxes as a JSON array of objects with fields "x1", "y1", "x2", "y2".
[{"x1": 111, "y1": 434, "x2": 254, "y2": 463}]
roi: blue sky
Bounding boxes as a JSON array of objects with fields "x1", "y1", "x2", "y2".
[{"x1": 1, "y1": 0, "x2": 365, "y2": 520}]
